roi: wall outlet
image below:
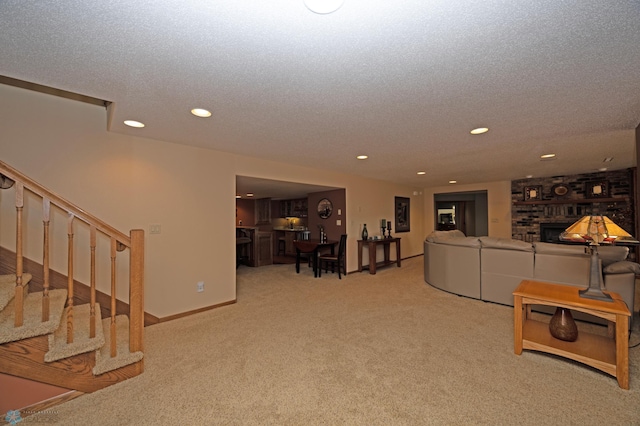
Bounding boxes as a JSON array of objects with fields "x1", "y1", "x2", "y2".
[
  {"x1": 336, "y1": 219, "x2": 341, "y2": 226},
  {"x1": 197, "y1": 281, "x2": 204, "y2": 292},
  {"x1": 150, "y1": 224, "x2": 162, "y2": 234}
]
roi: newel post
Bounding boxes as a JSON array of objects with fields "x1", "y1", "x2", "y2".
[{"x1": 128, "y1": 229, "x2": 145, "y2": 363}]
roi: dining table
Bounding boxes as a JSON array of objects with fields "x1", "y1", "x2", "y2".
[{"x1": 294, "y1": 238, "x2": 338, "y2": 277}]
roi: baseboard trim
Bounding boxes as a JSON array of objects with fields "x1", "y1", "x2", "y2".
[{"x1": 155, "y1": 299, "x2": 237, "y2": 324}]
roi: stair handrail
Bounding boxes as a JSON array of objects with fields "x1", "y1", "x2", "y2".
[
  {"x1": 0, "y1": 159, "x2": 144, "y2": 371},
  {"x1": 0, "y1": 160, "x2": 130, "y2": 247}
]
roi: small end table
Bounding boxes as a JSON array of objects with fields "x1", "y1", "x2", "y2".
[{"x1": 513, "y1": 280, "x2": 630, "y2": 389}]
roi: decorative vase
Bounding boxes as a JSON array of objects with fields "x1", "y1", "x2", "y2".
[
  {"x1": 362, "y1": 224, "x2": 368, "y2": 240},
  {"x1": 549, "y1": 307, "x2": 578, "y2": 342}
]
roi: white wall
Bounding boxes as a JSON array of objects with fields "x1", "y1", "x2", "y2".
[{"x1": 0, "y1": 84, "x2": 426, "y2": 317}]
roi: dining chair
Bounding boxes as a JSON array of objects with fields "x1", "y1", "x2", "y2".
[{"x1": 318, "y1": 234, "x2": 347, "y2": 279}]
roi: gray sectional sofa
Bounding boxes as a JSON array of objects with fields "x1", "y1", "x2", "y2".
[{"x1": 424, "y1": 230, "x2": 638, "y2": 327}]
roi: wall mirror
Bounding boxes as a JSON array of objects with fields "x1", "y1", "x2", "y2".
[{"x1": 317, "y1": 198, "x2": 333, "y2": 219}]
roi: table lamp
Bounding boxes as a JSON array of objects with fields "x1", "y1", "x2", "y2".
[{"x1": 559, "y1": 215, "x2": 636, "y2": 302}]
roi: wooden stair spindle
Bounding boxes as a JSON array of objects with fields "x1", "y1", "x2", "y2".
[
  {"x1": 14, "y1": 183, "x2": 25, "y2": 327},
  {"x1": 89, "y1": 226, "x2": 97, "y2": 338},
  {"x1": 110, "y1": 237, "x2": 117, "y2": 358},
  {"x1": 42, "y1": 198, "x2": 51, "y2": 322},
  {"x1": 129, "y1": 229, "x2": 145, "y2": 360},
  {"x1": 66, "y1": 213, "x2": 75, "y2": 344}
]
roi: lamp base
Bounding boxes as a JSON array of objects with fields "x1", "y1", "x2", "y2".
[
  {"x1": 578, "y1": 246, "x2": 614, "y2": 302},
  {"x1": 578, "y1": 287, "x2": 613, "y2": 302}
]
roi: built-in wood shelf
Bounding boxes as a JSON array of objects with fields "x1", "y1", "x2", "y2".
[{"x1": 513, "y1": 197, "x2": 629, "y2": 206}]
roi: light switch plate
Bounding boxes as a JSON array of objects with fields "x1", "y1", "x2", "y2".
[{"x1": 336, "y1": 219, "x2": 341, "y2": 226}]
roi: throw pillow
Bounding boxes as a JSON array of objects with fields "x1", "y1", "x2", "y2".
[{"x1": 603, "y1": 260, "x2": 640, "y2": 275}]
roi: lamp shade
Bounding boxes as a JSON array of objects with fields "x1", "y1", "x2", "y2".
[{"x1": 560, "y1": 215, "x2": 634, "y2": 244}]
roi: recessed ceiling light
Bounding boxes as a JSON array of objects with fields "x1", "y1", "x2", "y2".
[
  {"x1": 236, "y1": 195, "x2": 241, "y2": 199},
  {"x1": 124, "y1": 120, "x2": 145, "y2": 128},
  {"x1": 246, "y1": 193, "x2": 254, "y2": 197},
  {"x1": 304, "y1": 0, "x2": 344, "y2": 14},
  {"x1": 356, "y1": 155, "x2": 368, "y2": 160},
  {"x1": 540, "y1": 153, "x2": 556, "y2": 159},
  {"x1": 598, "y1": 167, "x2": 608, "y2": 172},
  {"x1": 191, "y1": 108, "x2": 212, "y2": 118},
  {"x1": 525, "y1": 175, "x2": 533, "y2": 179},
  {"x1": 417, "y1": 171, "x2": 426, "y2": 175},
  {"x1": 470, "y1": 127, "x2": 489, "y2": 135},
  {"x1": 449, "y1": 180, "x2": 457, "y2": 184}
]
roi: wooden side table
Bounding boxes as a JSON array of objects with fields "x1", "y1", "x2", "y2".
[
  {"x1": 357, "y1": 238, "x2": 401, "y2": 274},
  {"x1": 513, "y1": 280, "x2": 630, "y2": 389}
]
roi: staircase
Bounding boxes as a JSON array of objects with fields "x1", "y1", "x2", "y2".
[{"x1": 0, "y1": 160, "x2": 145, "y2": 404}]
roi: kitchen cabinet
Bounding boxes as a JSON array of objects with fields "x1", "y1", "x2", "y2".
[
  {"x1": 256, "y1": 232, "x2": 273, "y2": 266},
  {"x1": 255, "y1": 198, "x2": 271, "y2": 224},
  {"x1": 284, "y1": 231, "x2": 296, "y2": 255},
  {"x1": 280, "y1": 198, "x2": 308, "y2": 218},
  {"x1": 236, "y1": 227, "x2": 273, "y2": 266}
]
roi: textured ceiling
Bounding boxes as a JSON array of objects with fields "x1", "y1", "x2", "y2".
[{"x1": 1, "y1": 0, "x2": 639, "y2": 193}]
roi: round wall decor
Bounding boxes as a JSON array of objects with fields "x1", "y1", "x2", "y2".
[
  {"x1": 317, "y1": 198, "x2": 333, "y2": 219},
  {"x1": 552, "y1": 183, "x2": 571, "y2": 197}
]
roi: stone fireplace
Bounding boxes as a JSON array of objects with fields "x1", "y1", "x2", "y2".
[
  {"x1": 511, "y1": 168, "x2": 634, "y2": 243},
  {"x1": 539, "y1": 222, "x2": 573, "y2": 243}
]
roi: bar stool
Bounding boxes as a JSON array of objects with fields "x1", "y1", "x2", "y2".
[{"x1": 277, "y1": 237, "x2": 286, "y2": 256}]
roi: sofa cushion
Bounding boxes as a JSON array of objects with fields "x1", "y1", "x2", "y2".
[
  {"x1": 425, "y1": 230, "x2": 466, "y2": 242},
  {"x1": 437, "y1": 236, "x2": 481, "y2": 247},
  {"x1": 479, "y1": 237, "x2": 534, "y2": 252},
  {"x1": 597, "y1": 246, "x2": 629, "y2": 266},
  {"x1": 603, "y1": 260, "x2": 640, "y2": 275},
  {"x1": 533, "y1": 242, "x2": 588, "y2": 256}
]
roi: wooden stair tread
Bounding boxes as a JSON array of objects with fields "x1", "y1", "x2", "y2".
[{"x1": 0, "y1": 334, "x2": 143, "y2": 393}]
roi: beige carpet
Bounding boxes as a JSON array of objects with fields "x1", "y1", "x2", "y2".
[
  {"x1": 0, "y1": 289, "x2": 67, "y2": 344},
  {"x1": 45, "y1": 257, "x2": 639, "y2": 425},
  {"x1": 45, "y1": 303, "x2": 105, "y2": 363}
]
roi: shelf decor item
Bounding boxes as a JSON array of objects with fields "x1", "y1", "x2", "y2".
[
  {"x1": 524, "y1": 185, "x2": 542, "y2": 201},
  {"x1": 549, "y1": 307, "x2": 578, "y2": 342},
  {"x1": 586, "y1": 181, "x2": 609, "y2": 198},
  {"x1": 551, "y1": 183, "x2": 570, "y2": 198}
]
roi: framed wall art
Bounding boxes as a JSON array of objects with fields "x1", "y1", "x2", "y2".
[
  {"x1": 586, "y1": 181, "x2": 609, "y2": 198},
  {"x1": 395, "y1": 196, "x2": 410, "y2": 233},
  {"x1": 524, "y1": 185, "x2": 542, "y2": 201}
]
